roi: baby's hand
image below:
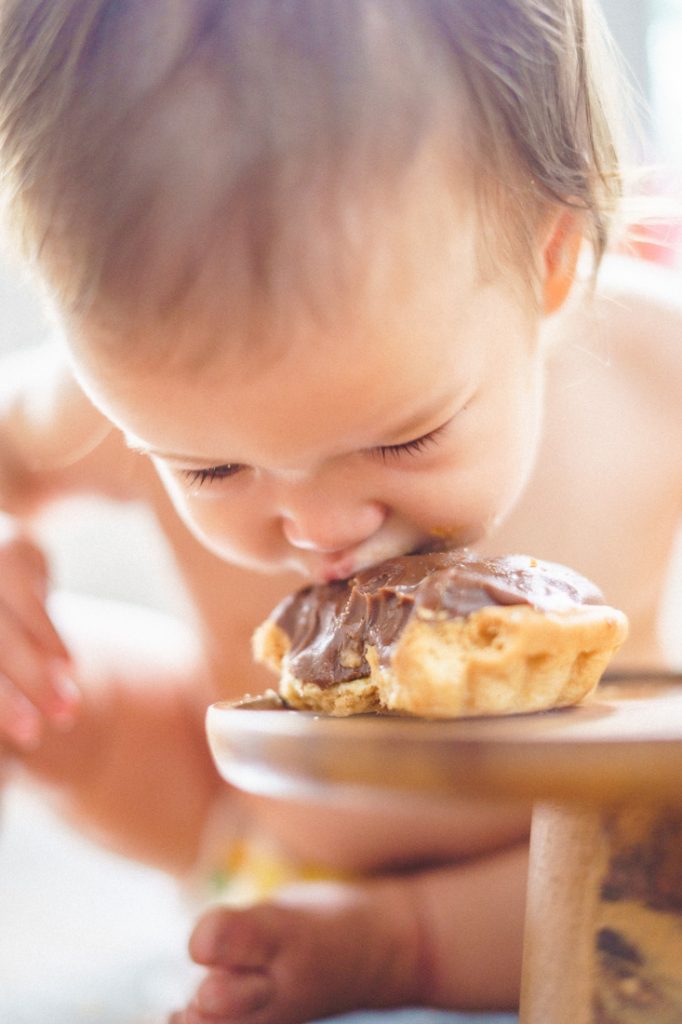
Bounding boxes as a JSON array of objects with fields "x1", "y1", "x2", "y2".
[{"x1": 0, "y1": 513, "x2": 79, "y2": 752}]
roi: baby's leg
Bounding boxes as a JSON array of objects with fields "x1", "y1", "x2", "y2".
[{"x1": 172, "y1": 840, "x2": 528, "y2": 1023}]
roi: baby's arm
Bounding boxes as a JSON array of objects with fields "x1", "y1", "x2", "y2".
[
  {"x1": 0, "y1": 342, "x2": 129, "y2": 749},
  {"x1": 22, "y1": 590, "x2": 224, "y2": 874},
  {"x1": 0, "y1": 341, "x2": 130, "y2": 510},
  {"x1": 0, "y1": 342, "x2": 227, "y2": 871}
]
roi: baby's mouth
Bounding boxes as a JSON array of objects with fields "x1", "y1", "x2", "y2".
[
  {"x1": 313, "y1": 546, "x2": 374, "y2": 583},
  {"x1": 311, "y1": 525, "x2": 483, "y2": 583},
  {"x1": 314, "y1": 528, "x2": 430, "y2": 583}
]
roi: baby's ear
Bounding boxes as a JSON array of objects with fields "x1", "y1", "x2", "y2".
[{"x1": 541, "y1": 210, "x2": 583, "y2": 315}]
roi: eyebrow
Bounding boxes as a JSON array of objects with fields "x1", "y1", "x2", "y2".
[{"x1": 124, "y1": 436, "x2": 229, "y2": 466}]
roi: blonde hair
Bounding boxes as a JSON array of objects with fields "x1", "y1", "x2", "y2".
[{"x1": 0, "y1": 0, "x2": 626, "y2": 348}]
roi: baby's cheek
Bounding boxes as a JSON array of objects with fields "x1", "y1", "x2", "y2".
[
  {"x1": 183, "y1": 498, "x2": 292, "y2": 570},
  {"x1": 397, "y1": 467, "x2": 498, "y2": 535},
  {"x1": 427, "y1": 469, "x2": 526, "y2": 545},
  {"x1": 186, "y1": 501, "x2": 259, "y2": 556},
  {"x1": 154, "y1": 474, "x2": 253, "y2": 558}
]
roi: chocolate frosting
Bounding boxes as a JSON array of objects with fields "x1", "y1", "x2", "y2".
[{"x1": 271, "y1": 550, "x2": 606, "y2": 688}]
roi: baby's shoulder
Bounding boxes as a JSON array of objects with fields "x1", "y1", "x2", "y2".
[
  {"x1": 556, "y1": 254, "x2": 682, "y2": 422},
  {"x1": 592, "y1": 254, "x2": 682, "y2": 386}
]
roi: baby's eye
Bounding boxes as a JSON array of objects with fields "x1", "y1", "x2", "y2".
[
  {"x1": 181, "y1": 464, "x2": 245, "y2": 487},
  {"x1": 371, "y1": 425, "x2": 446, "y2": 462}
]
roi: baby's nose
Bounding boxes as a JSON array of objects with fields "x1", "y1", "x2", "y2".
[{"x1": 281, "y1": 500, "x2": 386, "y2": 554}]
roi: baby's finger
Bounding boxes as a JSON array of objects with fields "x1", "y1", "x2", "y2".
[
  {"x1": 0, "y1": 676, "x2": 43, "y2": 751},
  {"x1": 0, "y1": 613, "x2": 79, "y2": 725},
  {"x1": 4, "y1": 587, "x2": 71, "y2": 663}
]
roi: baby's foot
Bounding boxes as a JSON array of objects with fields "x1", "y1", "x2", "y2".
[{"x1": 169, "y1": 877, "x2": 426, "y2": 1024}]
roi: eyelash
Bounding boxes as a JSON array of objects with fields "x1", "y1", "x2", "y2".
[
  {"x1": 372, "y1": 429, "x2": 443, "y2": 462},
  {"x1": 182, "y1": 464, "x2": 244, "y2": 487},
  {"x1": 181, "y1": 425, "x2": 447, "y2": 487}
]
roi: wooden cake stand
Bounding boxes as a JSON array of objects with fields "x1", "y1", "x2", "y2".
[{"x1": 207, "y1": 673, "x2": 682, "y2": 1023}]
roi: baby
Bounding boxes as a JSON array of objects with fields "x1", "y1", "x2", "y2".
[{"x1": 0, "y1": 2, "x2": 680, "y2": 1022}]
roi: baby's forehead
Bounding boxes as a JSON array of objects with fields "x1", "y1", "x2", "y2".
[{"x1": 72, "y1": 261, "x2": 490, "y2": 470}]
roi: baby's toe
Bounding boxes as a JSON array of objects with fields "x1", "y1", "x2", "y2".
[
  {"x1": 190, "y1": 906, "x2": 280, "y2": 969},
  {"x1": 195, "y1": 967, "x2": 274, "y2": 1017}
]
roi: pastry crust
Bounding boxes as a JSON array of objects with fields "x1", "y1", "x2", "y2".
[{"x1": 252, "y1": 601, "x2": 629, "y2": 718}]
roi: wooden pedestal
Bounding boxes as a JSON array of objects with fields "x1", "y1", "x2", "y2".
[
  {"x1": 207, "y1": 674, "x2": 682, "y2": 1022},
  {"x1": 522, "y1": 803, "x2": 682, "y2": 1024}
]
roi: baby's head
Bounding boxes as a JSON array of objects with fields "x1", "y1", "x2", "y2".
[
  {"x1": 0, "y1": 0, "x2": 625, "y2": 578},
  {"x1": 0, "y1": 0, "x2": 623, "y2": 329}
]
